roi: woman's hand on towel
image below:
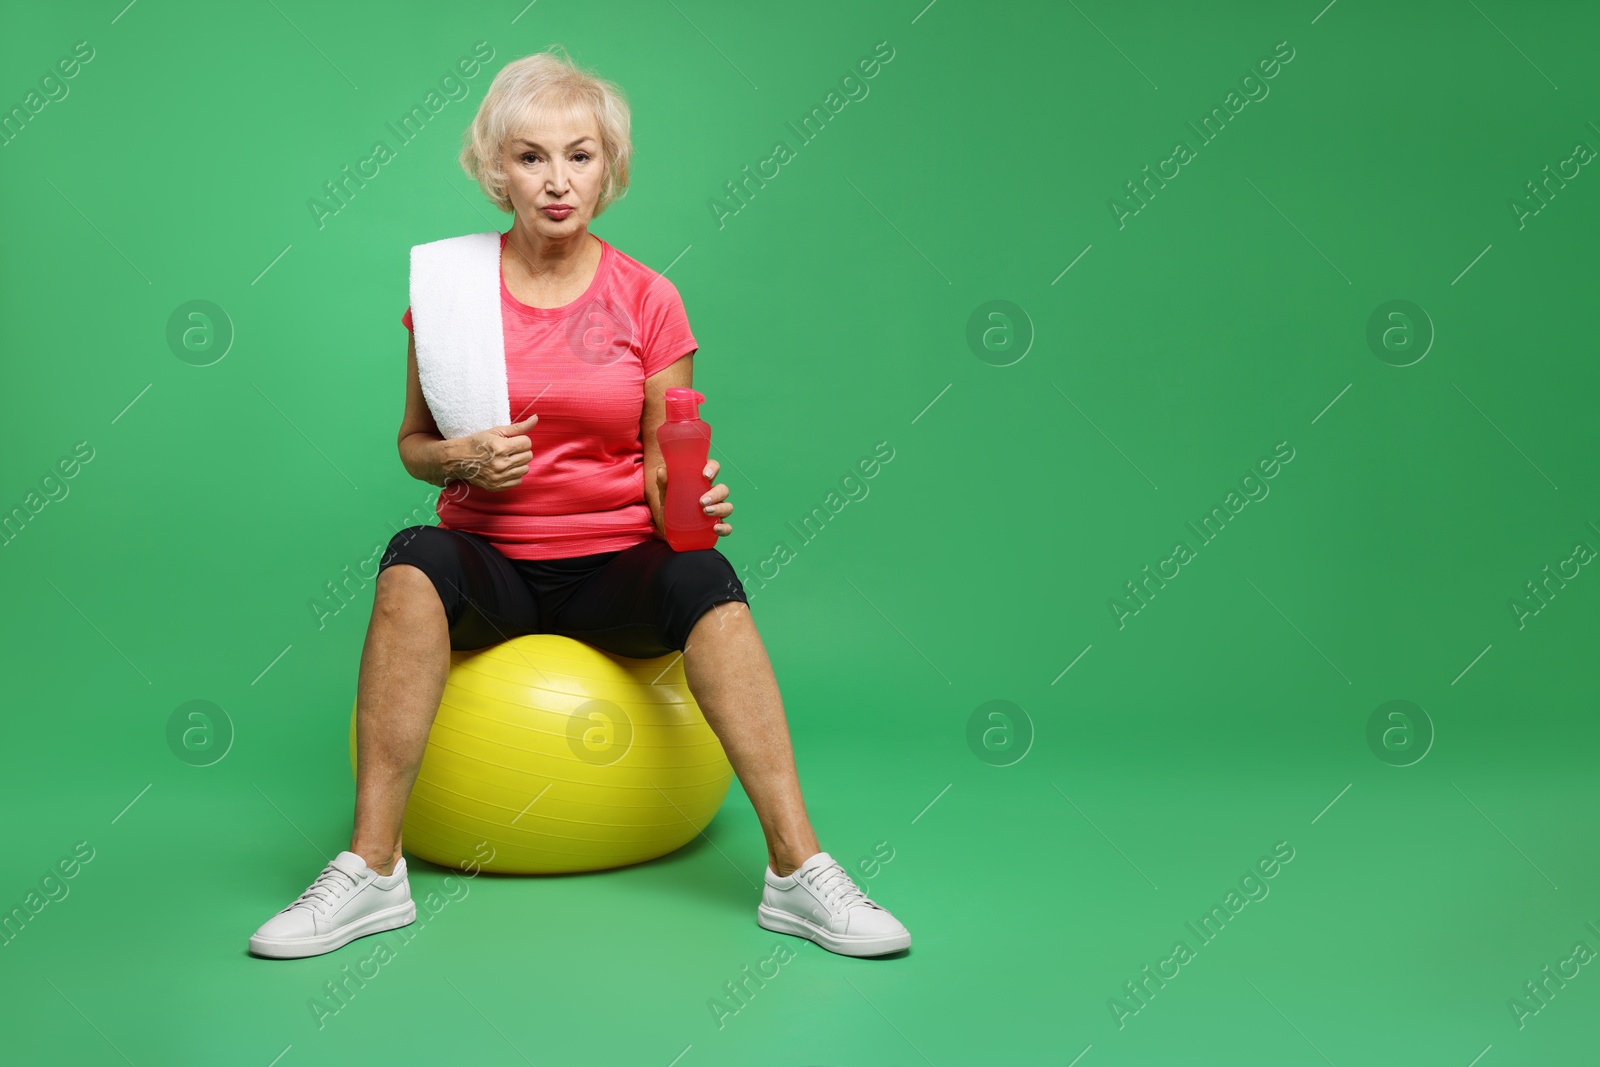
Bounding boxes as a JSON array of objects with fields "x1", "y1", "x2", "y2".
[
  {"x1": 655, "y1": 457, "x2": 733, "y2": 537},
  {"x1": 449, "y1": 414, "x2": 538, "y2": 492}
]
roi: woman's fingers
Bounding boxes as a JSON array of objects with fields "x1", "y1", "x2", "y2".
[
  {"x1": 497, "y1": 437, "x2": 532, "y2": 466},
  {"x1": 487, "y1": 458, "x2": 530, "y2": 490},
  {"x1": 492, "y1": 441, "x2": 531, "y2": 476},
  {"x1": 658, "y1": 467, "x2": 732, "y2": 526}
]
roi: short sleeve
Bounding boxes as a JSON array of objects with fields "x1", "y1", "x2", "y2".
[
  {"x1": 401, "y1": 306, "x2": 413, "y2": 333},
  {"x1": 640, "y1": 275, "x2": 697, "y2": 378}
]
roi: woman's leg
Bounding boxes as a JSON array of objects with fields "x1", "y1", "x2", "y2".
[
  {"x1": 348, "y1": 563, "x2": 451, "y2": 877},
  {"x1": 679, "y1": 599, "x2": 822, "y2": 878},
  {"x1": 536, "y1": 541, "x2": 908, "y2": 956},
  {"x1": 251, "y1": 526, "x2": 545, "y2": 959},
  {"x1": 548, "y1": 541, "x2": 822, "y2": 877},
  {"x1": 351, "y1": 526, "x2": 541, "y2": 876}
]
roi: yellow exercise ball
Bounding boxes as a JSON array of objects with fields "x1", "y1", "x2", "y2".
[{"x1": 348, "y1": 632, "x2": 733, "y2": 875}]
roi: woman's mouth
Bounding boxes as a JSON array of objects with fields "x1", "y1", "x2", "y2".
[{"x1": 541, "y1": 205, "x2": 573, "y2": 220}]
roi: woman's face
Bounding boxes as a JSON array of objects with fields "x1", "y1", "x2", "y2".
[{"x1": 501, "y1": 105, "x2": 605, "y2": 236}]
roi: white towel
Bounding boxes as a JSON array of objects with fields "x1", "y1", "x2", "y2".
[{"x1": 408, "y1": 230, "x2": 510, "y2": 440}]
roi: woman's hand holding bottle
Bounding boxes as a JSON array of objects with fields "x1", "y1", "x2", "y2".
[{"x1": 655, "y1": 457, "x2": 733, "y2": 538}]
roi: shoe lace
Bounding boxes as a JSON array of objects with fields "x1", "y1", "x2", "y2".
[
  {"x1": 803, "y1": 860, "x2": 882, "y2": 913},
  {"x1": 288, "y1": 863, "x2": 359, "y2": 916}
]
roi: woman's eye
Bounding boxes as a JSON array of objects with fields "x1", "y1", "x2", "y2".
[{"x1": 521, "y1": 153, "x2": 539, "y2": 164}]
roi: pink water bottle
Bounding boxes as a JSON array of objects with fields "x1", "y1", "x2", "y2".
[{"x1": 658, "y1": 387, "x2": 719, "y2": 551}]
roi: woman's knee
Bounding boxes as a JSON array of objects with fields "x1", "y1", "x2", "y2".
[
  {"x1": 689, "y1": 596, "x2": 750, "y2": 634},
  {"x1": 373, "y1": 563, "x2": 445, "y2": 618},
  {"x1": 376, "y1": 560, "x2": 432, "y2": 594},
  {"x1": 660, "y1": 550, "x2": 750, "y2": 648}
]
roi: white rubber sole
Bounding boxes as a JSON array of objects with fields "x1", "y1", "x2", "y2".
[
  {"x1": 757, "y1": 902, "x2": 911, "y2": 957},
  {"x1": 248, "y1": 898, "x2": 417, "y2": 960}
]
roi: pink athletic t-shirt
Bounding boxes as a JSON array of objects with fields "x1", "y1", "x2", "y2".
[{"x1": 403, "y1": 231, "x2": 698, "y2": 560}]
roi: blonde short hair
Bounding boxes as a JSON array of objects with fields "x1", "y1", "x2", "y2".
[{"x1": 459, "y1": 46, "x2": 632, "y2": 215}]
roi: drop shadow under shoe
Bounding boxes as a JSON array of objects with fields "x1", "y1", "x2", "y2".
[
  {"x1": 756, "y1": 850, "x2": 911, "y2": 957},
  {"x1": 248, "y1": 851, "x2": 416, "y2": 959}
]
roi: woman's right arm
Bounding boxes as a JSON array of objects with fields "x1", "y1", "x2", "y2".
[
  {"x1": 397, "y1": 331, "x2": 536, "y2": 491},
  {"x1": 397, "y1": 331, "x2": 462, "y2": 488}
]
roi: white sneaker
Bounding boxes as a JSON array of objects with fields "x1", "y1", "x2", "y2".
[
  {"x1": 248, "y1": 851, "x2": 416, "y2": 959},
  {"x1": 756, "y1": 850, "x2": 911, "y2": 957}
]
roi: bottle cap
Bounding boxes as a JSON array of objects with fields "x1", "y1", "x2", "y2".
[{"x1": 665, "y1": 387, "x2": 706, "y2": 423}]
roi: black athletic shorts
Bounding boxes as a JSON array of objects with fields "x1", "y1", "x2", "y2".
[{"x1": 376, "y1": 525, "x2": 750, "y2": 658}]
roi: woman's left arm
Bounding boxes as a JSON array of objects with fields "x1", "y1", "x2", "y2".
[{"x1": 643, "y1": 352, "x2": 734, "y2": 538}]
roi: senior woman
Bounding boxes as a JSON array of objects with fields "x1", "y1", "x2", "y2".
[{"x1": 248, "y1": 49, "x2": 910, "y2": 960}]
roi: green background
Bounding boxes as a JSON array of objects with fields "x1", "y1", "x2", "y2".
[{"x1": 3, "y1": 0, "x2": 1598, "y2": 1063}]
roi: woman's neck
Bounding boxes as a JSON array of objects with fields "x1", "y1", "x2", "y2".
[{"x1": 504, "y1": 224, "x2": 598, "y2": 282}]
